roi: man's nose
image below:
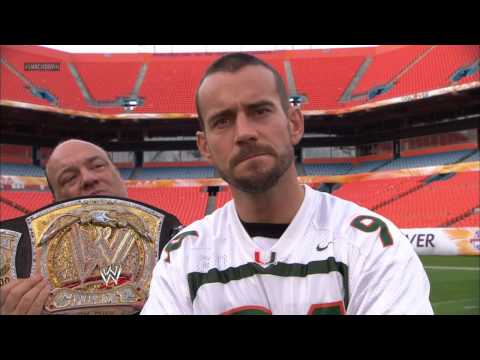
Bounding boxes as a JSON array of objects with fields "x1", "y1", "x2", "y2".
[
  {"x1": 80, "y1": 168, "x2": 99, "y2": 187},
  {"x1": 234, "y1": 113, "x2": 258, "y2": 144}
]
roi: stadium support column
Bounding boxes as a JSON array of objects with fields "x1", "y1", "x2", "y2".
[
  {"x1": 32, "y1": 146, "x2": 40, "y2": 166},
  {"x1": 134, "y1": 151, "x2": 144, "y2": 168},
  {"x1": 393, "y1": 139, "x2": 400, "y2": 159}
]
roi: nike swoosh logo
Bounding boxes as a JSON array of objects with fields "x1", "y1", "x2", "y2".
[{"x1": 316, "y1": 242, "x2": 333, "y2": 252}]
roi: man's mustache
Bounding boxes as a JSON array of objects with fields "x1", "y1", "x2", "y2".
[{"x1": 230, "y1": 144, "x2": 275, "y2": 168}]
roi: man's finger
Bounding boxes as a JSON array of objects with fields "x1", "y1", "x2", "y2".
[
  {"x1": 14, "y1": 278, "x2": 49, "y2": 315},
  {"x1": 1, "y1": 275, "x2": 43, "y2": 314},
  {"x1": 27, "y1": 280, "x2": 51, "y2": 315},
  {"x1": 131, "y1": 300, "x2": 145, "y2": 311},
  {"x1": 0, "y1": 278, "x2": 24, "y2": 308}
]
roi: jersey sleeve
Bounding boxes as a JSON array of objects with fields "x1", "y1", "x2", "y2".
[
  {"x1": 158, "y1": 213, "x2": 183, "y2": 254},
  {"x1": 141, "y1": 246, "x2": 193, "y2": 315},
  {"x1": 345, "y1": 214, "x2": 434, "y2": 315}
]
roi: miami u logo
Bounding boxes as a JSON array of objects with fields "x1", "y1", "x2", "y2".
[{"x1": 254, "y1": 251, "x2": 276, "y2": 265}]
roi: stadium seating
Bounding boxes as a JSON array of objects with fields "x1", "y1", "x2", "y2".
[
  {"x1": 73, "y1": 61, "x2": 141, "y2": 99},
  {"x1": 128, "y1": 187, "x2": 208, "y2": 225},
  {"x1": 215, "y1": 186, "x2": 232, "y2": 209},
  {"x1": 347, "y1": 160, "x2": 391, "y2": 174},
  {"x1": 3, "y1": 45, "x2": 477, "y2": 113},
  {"x1": 0, "y1": 163, "x2": 45, "y2": 177},
  {"x1": 0, "y1": 187, "x2": 209, "y2": 226},
  {"x1": 0, "y1": 191, "x2": 54, "y2": 212},
  {"x1": 1, "y1": 46, "x2": 88, "y2": 111},
  {"x1": 132, "y1": 166, "x2": 215, "y2": 179},
  {"x1": 138, "y1": 56, "x2": 215, "y2": 113},
  {"x1": 463, "y1": 149, "x2": 480, "y2": 162},
  {"x1": 454, "y1": 212, "x2": 480, "y2": 227},
  {"x1": 303, "y1": 163, "x2": 352, "y2": 176},
  {"x1": 0, "y1": 201, "x2": 25, "y2": 221},
  {"x1": 303, "y1": 149, "x2": 476, "y2": 176},
  {"x1": 379, "y1": 150, "x2": 474, "y2": 171},
  {"x1": 118, "y1": 168, "x2": 134, "y2": 180},
  {"x1": 352, "y1": 46, "x2": 432, "y2": 97},
  {"x1": 0, "y1": 145, "x2": 33, "y2": 164},
  {"x1": 290, "y1": 55, "x2": 365, "y2": 110},
  {"x1": 366, "y1": 45, "x2": 480, "y2": 103},
  {"x1": 1, "y1": 166, "x2": 478, "y2": 227},
  {"x1": 73, "y1": 60, "x2": 143, "y2": 114},
  {"x1": 333, "y1": 171, "x2": 479, "y2": 228},
  {"x1": 375, "y1": 171, "x2": 479, "y2": 227},
  {"x1": 333, "y1": 176, "x2": 425, "y2": 210},
  {"x1": 1, "y1": 45, "x2": 479, "y2": 229}
]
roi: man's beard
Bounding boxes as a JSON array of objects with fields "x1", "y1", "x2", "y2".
[{"x1": 218, "y1": 146, "x2": 294, "y2": 194}]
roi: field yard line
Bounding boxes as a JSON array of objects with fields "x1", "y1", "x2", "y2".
[
  {"x1": 432, "y1": 298, "x2": 478, "y2": 306},
  {"x1": 424, "y1": 266, "x2": 480, "y2": 271}
]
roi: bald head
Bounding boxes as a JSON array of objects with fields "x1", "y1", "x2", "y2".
[{"x1": 46, "y1": 139, "x2": 128, "y2": 201}]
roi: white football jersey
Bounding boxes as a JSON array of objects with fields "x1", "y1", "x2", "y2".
[{"x1": 142, "y1": 185, "x2": 433, "y2": 315}]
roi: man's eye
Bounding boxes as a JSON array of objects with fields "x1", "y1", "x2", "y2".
[
  {"x1": 63, "y1": 176, "x2": 76, "y2": 185},
  {"x1": 213, "y1": 118, "x2": 229, "y2": 128},
  {"x1": 255, "y1": 107, "x2": 270, "y2": 115}
]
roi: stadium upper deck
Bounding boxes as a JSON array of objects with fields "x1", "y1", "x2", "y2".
[{"x1": 1, "y1": 45, "x2": 478, "y2": 115}]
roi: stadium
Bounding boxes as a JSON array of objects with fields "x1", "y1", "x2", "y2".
[{"x1": 0, "y1": 44, "x2": 479, "y2": 314}]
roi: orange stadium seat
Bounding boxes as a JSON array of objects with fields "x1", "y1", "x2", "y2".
[
  {"x1": 290, "y1": 55, "x2": 365, "y2": 110},
  {"x1": 73, "y1": 59, "x2": 143, "y2": 114},
  {"x1": 1, "y1": 191, "x2": 54, "y2": 212},
  {"x1": 352, "y1": 45, "x2": 432, "y2": 96},
  {"x1": 128, "y1": 187, "x2": 208, "y2": 226},
  {"x1": 2, "y1": 45, "x2": 478, "y2": 113},
  {"x1": 215, "y1": 186, "x2": 232, "y2": 209},
  {"x1": 333, "y1": 171, "x2": 480, "y2": 228},
  {"x1": 365, "y1": 45, "x2": 480, "y2": 103},
  {"x1": 0, "y1": 201, "x2": 25, "y2": 221},
  {"x1": 1, "y1": 46, "x2": 88, "y2": 111},
  {"x1": 454, "y1": 212, "x2": 480, "y2": 227},
  {"x1": 333, "y1": 176, "x2": 426, "y2": 210},
  {"x1": 138, "y1": 56, "x2": 216, "y2": 113}
]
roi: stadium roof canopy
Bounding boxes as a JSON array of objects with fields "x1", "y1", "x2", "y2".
[{"x1": 40, "y1": 45, "x2": 377, "y2": 54}]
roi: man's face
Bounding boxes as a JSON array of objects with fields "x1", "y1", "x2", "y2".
[
  {"x1": 196, "y1": 65, "x2": 303, "y2": 193},
  {"x1": 46, "y1": 141, "x2": 128, "y2": 201}
]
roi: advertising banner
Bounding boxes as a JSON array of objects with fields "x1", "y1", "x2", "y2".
[{"x1": 401, "y1": 227, "x2": 480, "y2": 255}]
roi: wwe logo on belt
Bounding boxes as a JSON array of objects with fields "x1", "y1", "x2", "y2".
[
  {"x1": 69, "y1": 222, "x2": 135, "y2": 285},
  {"x1": 100, "y1": 265, "x2": 122, "y2": 286}
]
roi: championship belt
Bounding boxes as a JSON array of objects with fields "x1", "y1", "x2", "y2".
[
  {"x1": 21, "y1": 197, "x2": 165, "y2": 315},
  {"x1": 0, "y1": 229, "x2": 22, "y2": 287}
]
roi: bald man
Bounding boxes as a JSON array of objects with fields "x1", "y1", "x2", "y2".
[
  {"x1": 0, "y1": 139, "x2": 181, "y2": 315},
  {"x1": 45, "y1": 139, "x2": 128, "y2": 201}
]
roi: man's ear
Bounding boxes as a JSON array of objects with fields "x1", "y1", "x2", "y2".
[
  {"x1": 196, "y1": 131, "x2": 213, "y2": 163},
  {"x1": 287, "y1": 106, "x2": 304, "y2": 146}
]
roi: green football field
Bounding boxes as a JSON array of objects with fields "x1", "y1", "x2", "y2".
[{"x1": 419, "y1": 256, "x2": 480, "y2": 315}]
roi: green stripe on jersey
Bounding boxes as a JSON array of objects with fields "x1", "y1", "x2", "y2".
[{"x1": 187, "y1": 257, "x2": 349, "y2": 308}]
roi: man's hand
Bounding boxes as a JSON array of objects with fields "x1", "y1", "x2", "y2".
[
  {"x1": 132, "y1": 300, "x2": 146, "y2": 313},
  {"x1": 0, "y1": 274, "x2": 51, "y2": 315}
]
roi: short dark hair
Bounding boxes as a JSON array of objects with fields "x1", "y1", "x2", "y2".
[{"x1": 195, "y1": 52, "x2": 290, "y2": 130}]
